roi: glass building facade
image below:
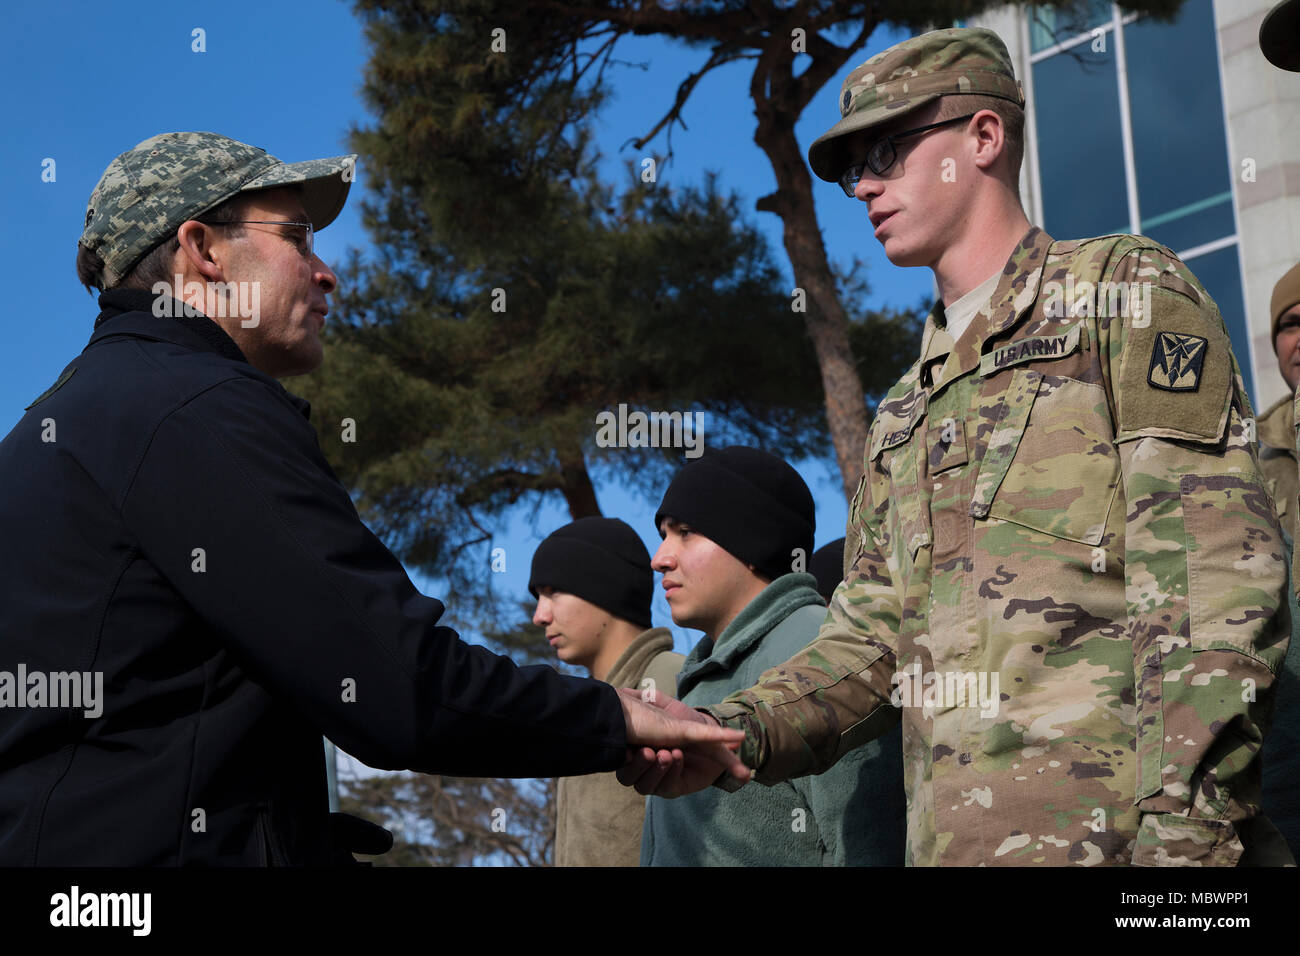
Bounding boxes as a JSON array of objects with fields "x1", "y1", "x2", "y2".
[{"x1": 1024, "y1": 0, "x2": 1254, "y2": 400}]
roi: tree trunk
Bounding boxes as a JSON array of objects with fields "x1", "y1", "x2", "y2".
[
  {"x1": 754, "y1": 117, "x2": 869, "y2": 501},
  {"x1": 558, "y1": 447, "x2": 601, "y2": 519}
]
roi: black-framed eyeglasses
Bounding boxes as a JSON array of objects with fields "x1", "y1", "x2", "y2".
[
  {"x1": 838, "y1": 113, "x2": 977, "y2": 197},
  {"x1": 197, "y1": 219, "x2": 315, "y2": 257}
]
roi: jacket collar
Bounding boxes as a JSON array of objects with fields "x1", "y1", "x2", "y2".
[
  {"x1": 87, "y1": 289, "x2": 313, "y2": 420},
  {"x1": 604, "y1": 627, "x2": 674, "y2": 689},
  {"x1": 923, "y1": 226, "x2": 1054, "y2": 399},
  {"x1": 1258, "y1": 394, "x2": 1296, "y2": 453},
  {"x1": 93, "y1": 289, "x2": 250, "y2": 364},
  {"x1": 677, "y1": 573, "x2": 823, "y2": 691}
]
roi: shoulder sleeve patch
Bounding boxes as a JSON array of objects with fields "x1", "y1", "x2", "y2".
[
  {"x1": 1147, "y1": 332, "x2": 1207, "y2": 391},
  {"x1": 1116, "y1": 288, "x2": 1231, "y2": 442}
]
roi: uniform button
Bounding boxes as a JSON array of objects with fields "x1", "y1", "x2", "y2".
[{"x1": 959, "y1": 752, "x2": 972, "y2": 764}]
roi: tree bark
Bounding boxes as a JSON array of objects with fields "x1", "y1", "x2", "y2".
[
  {"x1": 558, "y1": 446, "x2": 601, "y2": 518},
  {"x1": 754, "y1": 100, "x2": 869, "y2": 501}
]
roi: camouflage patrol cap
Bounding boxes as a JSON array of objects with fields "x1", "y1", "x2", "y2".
[
  {"x1": 80, "y1": 131, "x2": 358, "y2": 288},
  {"x1": 808, "y1": 27, "x2": 1024, "y2": 184},
  {"x1": 1260, "y1": 0, "x2": 1300, "y2": 71}
]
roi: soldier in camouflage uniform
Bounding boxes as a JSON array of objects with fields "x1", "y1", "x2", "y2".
[
  {"x1": 621, "y1": 27, "x2": 1291, "y2": 866},
  {"x1": 1257, "y1": 264, "x2": 1300, "y2": 541},
  {"x1": 1254, "y1": 262, "x2": 1300, "y2": 864},
  {"x1": 1258, "y1": 0, "x2": 1300, "y2": 867}
]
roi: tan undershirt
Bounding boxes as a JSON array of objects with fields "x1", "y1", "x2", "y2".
[{"x1": 942, "y1": 268, "x2": 1002, "y2": 344}]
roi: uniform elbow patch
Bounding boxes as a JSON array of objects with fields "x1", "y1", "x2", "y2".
[{"x1": 1182, "y1": 474, "x2": 1288, "y2": 670}]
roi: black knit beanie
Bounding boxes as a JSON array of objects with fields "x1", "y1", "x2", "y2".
[
  {"x1": 809, "y1": 537, "x2": 846, "y2": 603},
  {"x1": 528, "y1": 517, "x2": 653, "y2": 630},
  {"x1": 654, "y1": 446, "x2": 815, "y2": 582}
]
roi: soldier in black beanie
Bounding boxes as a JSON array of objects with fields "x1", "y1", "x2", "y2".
[
  {"x1": 530, "y1": 516, "x2": 655, "y2": 636},
  {"x1": 653, "y1": 445, "x2": 815, "y2": 587},
  {"x1": 809, "y1": 537, "x2": 847, "y2": 605},
  {"x1": 641, "y1": 447, "x2": 905, "y2": 866},
  {"x1": 529, "y1": 516, "x2": 683, "y2": 866}
]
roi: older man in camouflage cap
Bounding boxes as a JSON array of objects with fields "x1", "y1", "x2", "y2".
[
  {"x1": 0, "y1": 132, "x2": 746, "y2": 865},
  {"x1": 623, "y1": 26, "x2": 1293, "y2": 867},
  {"x1": 73, "y1": 131, "x2": 356, "y2": 378}
]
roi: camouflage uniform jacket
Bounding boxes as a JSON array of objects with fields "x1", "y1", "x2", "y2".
[
  {"x1": 708, "y1": 227, "x2": 1290, "y2": 866},
  {"x1": 1258, "y1": 394, "x2": 1297, "y2": 542}
]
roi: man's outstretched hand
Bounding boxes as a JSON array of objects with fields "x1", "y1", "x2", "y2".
[{"x1": 617, "y1": 686, "x2": 751, "y2": 797}]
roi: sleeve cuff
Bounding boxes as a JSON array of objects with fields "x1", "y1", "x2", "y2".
[{"x1": 699, "y1": 706, "x2": 750, "y2": 792}]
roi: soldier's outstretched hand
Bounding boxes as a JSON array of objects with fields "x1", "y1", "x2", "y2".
[{"x1": 617, "y1": 686, "x2": 751, "y2": 796}]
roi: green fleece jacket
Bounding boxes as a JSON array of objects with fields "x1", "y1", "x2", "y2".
[{"x1": 641, "y1": 573, "x2": 905, "y2": 866}]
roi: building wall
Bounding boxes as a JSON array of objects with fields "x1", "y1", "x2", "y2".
[
  {"x1": 1217, "y1": 0, "x2": 1300, "y2": 411},
  {"x1": 961, "y1": 6, "x2": 1041, "y2": 221},
  {"x1": 967, "y1": 0, "x2": 1300, "y2": 410}
]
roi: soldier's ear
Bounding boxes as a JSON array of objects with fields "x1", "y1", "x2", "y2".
[{"x1": 970, "y1": 110, "x2": 1005, "y2": 171}]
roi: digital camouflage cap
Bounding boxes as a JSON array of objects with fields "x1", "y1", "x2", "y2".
[
  {"x1": 80, "y1": 131, "x2": 358, "y2": 288},
  {"x1": 807, "y1": 27, "x2": 1024, "y2": 184}
]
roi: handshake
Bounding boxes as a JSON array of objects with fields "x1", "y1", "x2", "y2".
[{"x1": 615, "y1": 686, "x2": 751, "y2": 797}]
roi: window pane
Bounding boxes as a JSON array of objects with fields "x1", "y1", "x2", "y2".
[
  {"x1": 1030, "y1": 0, "x2": 1114, "y2": 53},
  {"x1": 1033, "y1": 47, "x2": 1129, "y2": 239},
  {"x1": 1125, "y1": 0, "x2": 1234, "y2": 253},
  {"x1": 1184, "y1": 244, "x2": 1255, "y2": 405},
  {"x1": 1138, "y1": 191, "x2": 1234, "y2": 253}
]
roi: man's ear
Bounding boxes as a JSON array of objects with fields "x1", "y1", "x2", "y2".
[
  {"x1": 970, "y1": 110, "x2": 1006, "y2": 173},
  {"x1": 175, "y1": 220, "x2": 228, "y2": 283}
]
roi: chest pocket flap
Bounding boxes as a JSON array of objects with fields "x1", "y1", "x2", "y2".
[
  {"x1": 971, "y1": 367, "x2": 1120, "y2": 546},
  {"x1": 926, "y1": 417, "x2": 968, "y2": 475}
]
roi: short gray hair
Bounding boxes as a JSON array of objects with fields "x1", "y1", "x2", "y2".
[{"x1": 75, "y1": 193, "x2": 251, "y2": 294}]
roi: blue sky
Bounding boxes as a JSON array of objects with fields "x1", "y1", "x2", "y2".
[{"x1": 1, "y1": 0, "x2": 930, "y2": 657}]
